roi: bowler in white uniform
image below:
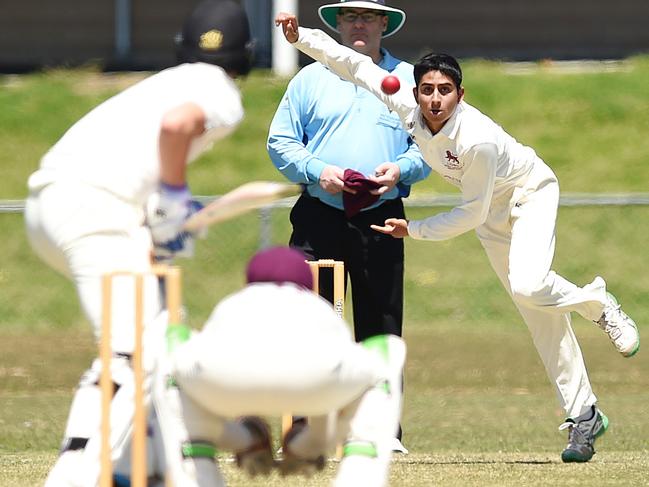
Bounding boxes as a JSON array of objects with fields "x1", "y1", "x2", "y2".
[{"x1": 275, "y1": 13, "x2": 640, "y2": 464}]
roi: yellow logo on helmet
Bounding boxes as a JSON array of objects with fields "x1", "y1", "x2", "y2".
[{"x1": 199, "y1": 30, "x2": 223, "y2": 50}]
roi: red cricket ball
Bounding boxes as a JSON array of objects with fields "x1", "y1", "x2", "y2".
[{"x1": 380, "y1": 75, "x2": 401, "y2": 95}]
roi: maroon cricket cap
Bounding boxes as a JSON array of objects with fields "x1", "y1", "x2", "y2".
[{"x1": 246, "y1": 246, "x2": 313, "y2": 290}]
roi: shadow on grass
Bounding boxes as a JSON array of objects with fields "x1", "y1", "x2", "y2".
[{"x1": 395, "y1": 458, "x2": 554, "y2": 465}]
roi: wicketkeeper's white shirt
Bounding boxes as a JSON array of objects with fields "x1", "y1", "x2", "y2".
[{"x1": 172, "y1": 282, "x2": 384, "y2": 417}]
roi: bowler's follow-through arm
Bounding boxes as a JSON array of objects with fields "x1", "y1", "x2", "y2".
[{"x1": 275, "y1": 13, "x2": 416, "y2": 121}]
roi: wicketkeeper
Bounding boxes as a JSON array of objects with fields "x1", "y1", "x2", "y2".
[
  {"x1": 275, "y1": 13, "x2": 640, "y2": 464},
  {"x1": 152, "y1": 246, "x2": 406, "y2": 487},
  {"x1": 24, "y1": 1, "x2": 253, "y2": 485}
]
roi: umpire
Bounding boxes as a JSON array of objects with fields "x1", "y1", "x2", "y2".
[{"x1": 267, "y1": 0, "x2": 430, "y2": 453}]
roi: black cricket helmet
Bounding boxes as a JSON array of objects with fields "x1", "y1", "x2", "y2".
[{"x1": 175, "y1": 0, "x2": 254, "y2": 76}]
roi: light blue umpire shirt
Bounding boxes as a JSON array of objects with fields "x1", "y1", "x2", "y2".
[{"x1": 267, "y1": 48, "x2": 430, "y2": 211}]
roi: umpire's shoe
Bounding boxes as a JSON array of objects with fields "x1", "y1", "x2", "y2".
[
  {"x1": 595, "y1": 291, "x2": 640, "y2": 357},
  {"x1": 560, "y1": 405, "x2": 608, "y2": 463}
]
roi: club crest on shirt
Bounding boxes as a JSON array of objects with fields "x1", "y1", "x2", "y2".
[{"x1": 443, "y1": 150, "x2": 463, "y2": 169}]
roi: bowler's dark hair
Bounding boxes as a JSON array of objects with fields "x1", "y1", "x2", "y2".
[{"x1": 414, "y1": 53, "x2": 463, "y2": 89}]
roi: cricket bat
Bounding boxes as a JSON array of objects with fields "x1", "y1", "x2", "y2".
[{"x1": 183, "y1": 181, "x2": 303, "y2": 232}]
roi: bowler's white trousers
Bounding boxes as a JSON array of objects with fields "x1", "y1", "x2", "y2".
[{"x1": 476, "y1": 160, "x2": 606, "y2": 418}]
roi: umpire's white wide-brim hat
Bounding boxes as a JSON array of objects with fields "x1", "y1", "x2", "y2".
[{"x1": 318, "y1": 0, "x2": 406, "y2": 38}]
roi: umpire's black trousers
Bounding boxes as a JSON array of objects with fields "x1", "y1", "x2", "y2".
[{"x1": 289, "y1": 193, "x2": 405, "y2": 342}]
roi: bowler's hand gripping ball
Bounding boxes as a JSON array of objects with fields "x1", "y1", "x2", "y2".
[{"x1": 380, "y1": 75, "x2": 400, "y2": 95}]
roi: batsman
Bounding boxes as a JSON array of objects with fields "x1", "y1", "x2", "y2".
[{"x1": 24, "y1": 1, "x2": 254, "y2": 485}]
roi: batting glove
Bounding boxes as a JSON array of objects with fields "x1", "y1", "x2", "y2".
[
  {"x1": 147, "y1": 183, "x2": 192, "y2": 242},
  {"x1": 148, "y1": 188, "x2": 204, "y2": 261}
]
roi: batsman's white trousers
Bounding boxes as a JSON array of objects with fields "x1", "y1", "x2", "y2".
[
  {"x1": 25, "y1": 180, "x2": 162, "y2": 353},
  {"x1": 476, "y1": 160, "x2": 605, "y2": 419},
  {"x1": 171, "y1": 283, "x2": 385, "y2": 418}
]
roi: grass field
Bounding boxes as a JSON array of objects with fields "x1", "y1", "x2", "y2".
[
  {"x1": 2, "y1": 323, "x2": 648, "y2": 486},
  {"x1": 2, "y1": 60, "x2": 649, "y2": 485}
]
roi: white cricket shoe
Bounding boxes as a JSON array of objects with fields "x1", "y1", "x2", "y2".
[
  {"x1": 389, "y1": 437, "x2": 409, "y2": 455},
  {"x1": 595, "y1": 292, "x2": 640, "y2": 357},
  {"x1": 43, "y1": 450, "x2": 83, "y2": 487}
]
